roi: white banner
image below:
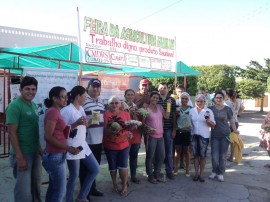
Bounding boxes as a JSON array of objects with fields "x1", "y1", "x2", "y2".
[
  {"x1": 23, "y1": 67, "x2": 78, "y2": 149},
  {"x1": 79, "y1": 12, "x2": 175, "y2": 71}
]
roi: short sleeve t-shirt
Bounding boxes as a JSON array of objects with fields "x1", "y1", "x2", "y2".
[
  {"x1": 103, "y1": 111, "x2": 131, "y2": 150},
  {"x1": 145, "y1": 105, "x2": 164, "y2": 138},
  {"x1": 6, "y1": 97, "x2": 39, "y2": 154},
  {"x1": 83, "y1": 95, "x2": 105, "y2": 145},
  {"x1": 44, "y1": 107, "x2": 70, "y2": 153},
  {"x1": 209, "y1": 105, "x2": 233, "y2": 137},
  {"x1": 61, "y1": 104, "x2": 92, "y2": 160},
  {"x1": 158, "y1": 96, "x2": 176, "y2": 129}
]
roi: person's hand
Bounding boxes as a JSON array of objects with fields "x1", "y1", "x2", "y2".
[
  {"x1": 142, "y1": 103, "x2": 149, "y2": 108},
  {"x1": 67, "y1": 146, "x2": 80, "y2": 155},
  {"x1": 38, "y1": 148, "x2": 43, "y2": 160},
  {"x1": 17, "y1": 156, "x2": 27, "y2": 171},
  {"x1": 233, "y1": 130, "x2": 240, "y2": 135},
  {"x1": 127, "y1": 131, "x2": 133, "y2": 139},
  {"x1": 172, "y1": 129, "x2": 176, "y2": 138},
  {"x1": 76, "y1": 116, "x2": 87, "y2": 126}
]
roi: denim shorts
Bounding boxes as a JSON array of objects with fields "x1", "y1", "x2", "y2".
[
  {"x1": 191, "y1": 135, "x2": 209, "y2": 158},
  {"x1": 104, "y1": 146, "x2": 130, "y2": 171}
]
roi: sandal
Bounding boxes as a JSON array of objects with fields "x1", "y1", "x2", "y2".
[
  {"x1": 131, "y1": 177, "x2": 141, "y2": 184},
  {"x1": 112, "y1": 186, "x2": 119, "y2": 194},
  {"x1": 199, "y1": 176, "x2": 205, "y2": 182},
  {"x1": 227, "y1": 158, "x2": 233, "y2": 162},
  {"x1": 120, "y1": 190, "x2": 128, "y2": 197},
  {"x1": 193, "y1": 176, "x2": 199, "y2": 181},
  {"x1": 264, "y1": 164, "x2": 270, "y2": 168}
]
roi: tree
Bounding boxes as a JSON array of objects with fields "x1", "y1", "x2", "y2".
[
  {"x1": 238, "y1": 58, "x2": 270, "y2": 111},
  {"x1": 237, "y1": 80, "x2": 266, "y2": 112},
  {"x1": 193, "y1": 65, "x2": 236, "y2": 93}
]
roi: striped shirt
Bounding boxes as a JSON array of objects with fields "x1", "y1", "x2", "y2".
[
  {"x1": 83, "y1": 95, "x2": 105, "y2": 145},
  {"x1": 158, "y1": 96, "x2": 176, "y2": 129}
]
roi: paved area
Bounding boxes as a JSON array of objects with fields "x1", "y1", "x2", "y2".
[{"x1": 0, "y1": 110, "x2": 270, "y2": 202}]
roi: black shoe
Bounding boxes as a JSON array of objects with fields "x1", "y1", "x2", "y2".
[
  {"x1": 90, "y1": 189, "x2": 104, "y2": 197},
  {"x1": 166, "y1": 172, "x2": 175, "y2": 180}
]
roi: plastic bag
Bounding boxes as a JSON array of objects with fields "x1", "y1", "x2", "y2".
[{"x1": 177, "y1": 114, "x2": 192, "y2": 131}]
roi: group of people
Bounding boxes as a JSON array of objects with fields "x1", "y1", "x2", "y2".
[{"x1": 6, "y1": 76, "x2": 241, "y2": 202}]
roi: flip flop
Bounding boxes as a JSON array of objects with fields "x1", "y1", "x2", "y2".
[
  {"x1": 264, "y1": 164, "x2": 270, "y2": 168},
  {"x1": 227, "y1": 158, "x2": 233, "y2": 162},
  {"x1": 120, "y1": 190, "x2": 128, "y2": 197},
  {"x1": 193, "y1": 176, "x2": 199, "y2": 181},
  {"x1": 199, "y1": 176, "x2": 205, "y2": 182},
  {"x1": 112, "y1": 186, "x2": 119, "y2": 194}
]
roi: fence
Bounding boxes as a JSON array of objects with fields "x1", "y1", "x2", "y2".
[{"x1": 0, "y1": 123, "x2": 9, "y2": 158}]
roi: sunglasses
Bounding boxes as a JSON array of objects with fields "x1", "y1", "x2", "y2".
[
  {"x1": 58, "y1": 95, "x2": 68, "y2": 100},
  {"x1": 215, "y1": 97, "x2": 223, "y2": 99},
  {"x1": 110, "y1": 102, "x2": 119, "y2": 105}
]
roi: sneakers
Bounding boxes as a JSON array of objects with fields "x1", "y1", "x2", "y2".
[
  {"x1": 217, "y1": 174, "x2": 224, "y2": 182},
  {"x1": 166, "y1": 172, "x2": 175, "y2": 180},
  {"x1": 208, "y1": 172, "x2": 217, "y2": 179}
]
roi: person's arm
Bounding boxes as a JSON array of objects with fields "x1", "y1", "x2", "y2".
[
  {"x1": 8, "y1": 124, "x2": 27, "y2": 171},
  {"x1": 206, "y1": 109, "x2": 216, "y2": 128},
  {"x1": 161, "y1": 105, "x2": 170, "y2": 119},
  {"x1": 44, "y1": 120, "x2": 79, "y2": 155}
]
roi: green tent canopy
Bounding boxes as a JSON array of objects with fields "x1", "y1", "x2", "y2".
[
  {"x1": 0, "y1": 43, "x2": 120, "y2": 74},
  {"x1": 0, "y1": 43, "x2": 200, "y2": 78},
  {"x1": 101, "y1": 61, "x2": 201, "y2": 78}
]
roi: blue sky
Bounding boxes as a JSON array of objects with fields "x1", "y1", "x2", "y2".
[{"x1": 1, "y1": 0, "x2": 270, "y2": 68}]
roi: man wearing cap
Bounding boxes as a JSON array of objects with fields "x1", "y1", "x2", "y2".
[
  {"x1": 134, "y1": 79, "x2": 150, "y2": 109},
  {"x1": 79, "y1": 78, "x2": 104, "y2": 199}
]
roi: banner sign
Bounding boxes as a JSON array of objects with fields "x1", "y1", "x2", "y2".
[
  {"x1": 98, "y1": 74, "x2": 130, "y2": 100},
  {"x1": 23, "y1": 67, "x2": 78, "y2": 148},
  {"x1": 79, "y1": 14, "x2": 175, "y2": 71}
]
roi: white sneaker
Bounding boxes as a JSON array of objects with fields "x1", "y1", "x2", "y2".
[
  {"x1": 208, "y1": 172, "x2": 217, "y2": 179},
  {"x1": 217, "y1": 174, "x2": 224, "y2": 182}
]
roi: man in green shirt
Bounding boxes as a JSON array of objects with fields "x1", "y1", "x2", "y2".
[{"x1": 6, "y1": 76, "x2": 41, "y2": 202}]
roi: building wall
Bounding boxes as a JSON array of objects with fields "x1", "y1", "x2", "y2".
[{"x1": 0, "y1": 26, "x2": 78, "y2": 48}]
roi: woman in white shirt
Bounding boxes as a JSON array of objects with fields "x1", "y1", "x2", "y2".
[
  {"x1": 190, "y1": 94, "x2": 216, "y2": 182},
  {"x1": 61, "y1": 86, "x2": 99, "y2": 202}
]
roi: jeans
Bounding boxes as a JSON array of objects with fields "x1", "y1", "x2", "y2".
[
  {"x1": 145, "y1": 137, "x2": 165, "y2": 178},
  {"x1": 66, "y1": 154, "x2": 99, "y2": 202},
  {"x1": 104, "y1": 147, "x2": 130, "y2": 171},
  {"x1": 42, "y1": 151, "x2": 66, "y2": 202},
  {"x1": 10, "y1": 152, "x2": 42, "y2": 202},
  {"x1": 211, "y1": 137, "x2": 230, "y2": 175},
  {"x1": 163, "y1": 128, "x2": 174, "y2": 173},
  {"x1": 129, "y1": 143, "x2": 141, "y2": 177},
  {"x1": 80, "y1": 143, "x2": 102, "y2": 194}
]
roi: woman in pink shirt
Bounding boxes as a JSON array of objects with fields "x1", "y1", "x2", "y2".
[
  {"x1": 42, "y1": 86, "x2": 81, "y2": 202},
  {"x1": 145, "y1": 91, "x2": 170, "y2": 184}
]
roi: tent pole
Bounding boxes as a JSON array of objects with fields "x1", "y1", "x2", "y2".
[
  {"x1": 77, "y1": 7, "x2": 83, "y2": 85},
  {"x1": 58, "y1": 61, "x2": 60, "y2": 69},
  {"x1": 184, "y1": 73, "x2": 186, "y2": 89},
  {"x1": 174, "y1": 72, "x2": 177, "y2": 94}
]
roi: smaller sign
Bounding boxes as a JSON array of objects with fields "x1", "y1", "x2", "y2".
[
  {"x1": 85, "y1": 48, "x2": 110, "y2": 63},
  {"x1": 139, "y1": 56, "x2": 151, "y2": 68},
  {"x1": 151, "y1": 58, "x2": 162, "y2": 69},
  {"x1": 161, "y1": 60, "x2": 171, "y2": 71},
  {"x1": 126, "y1": 54, "x2": 138, "y2": 66},
  {"x1": 110, "y1": 52, "x2": 125, "y2": 65}
]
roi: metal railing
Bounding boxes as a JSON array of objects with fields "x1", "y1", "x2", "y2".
[{"x1": 0, "y1": 123, "x2": 10, "y2": 158}]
